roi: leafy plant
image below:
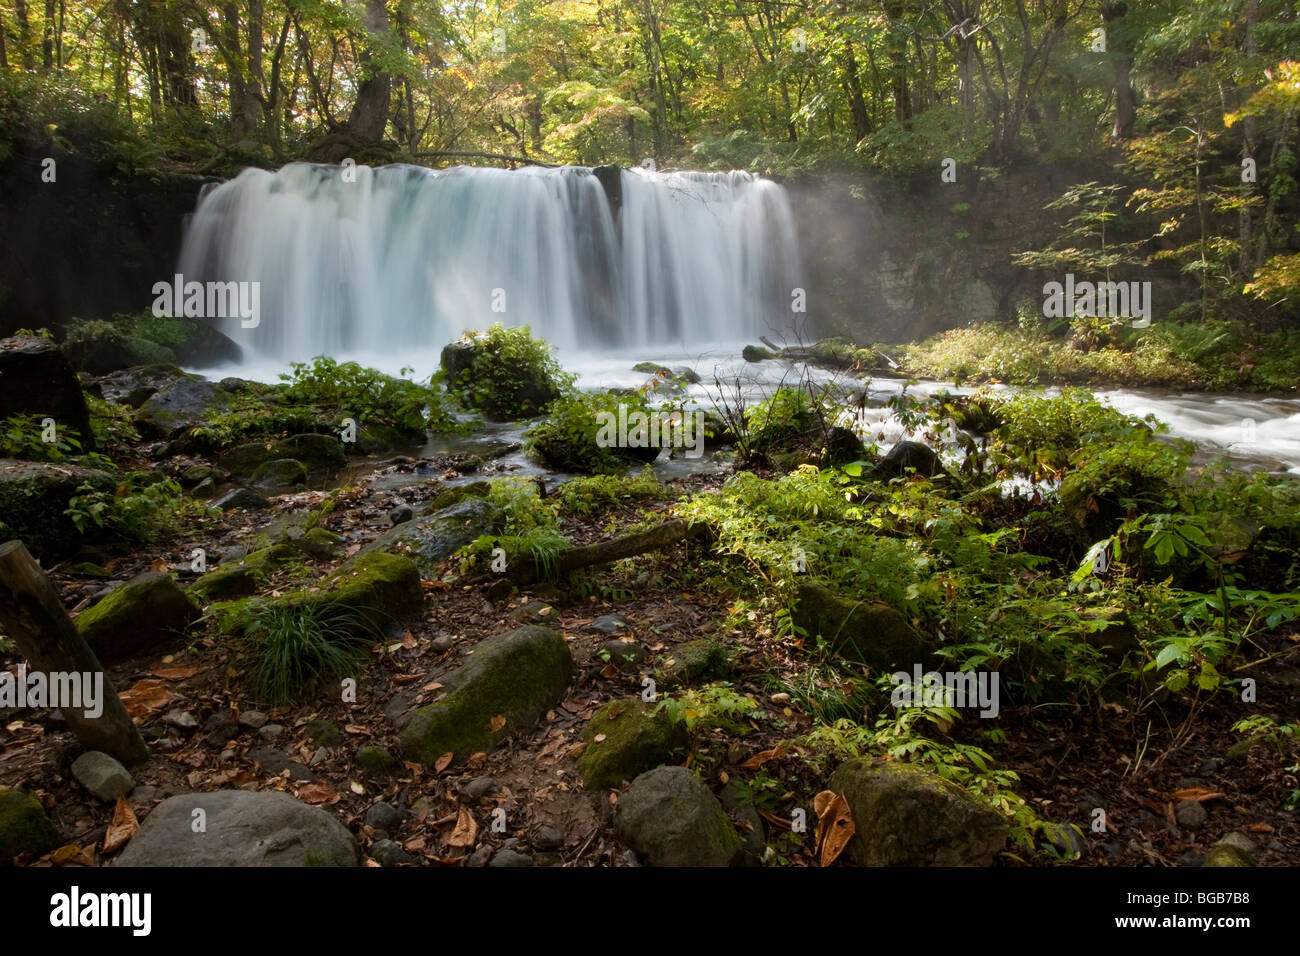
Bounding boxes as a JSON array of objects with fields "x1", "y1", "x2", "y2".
[
  {"x1": 243, "y1": 601, "x2": 381, "y2": 705},
  {"x1": 281, "y1": 356, "x2": 459, "y2": 433}
]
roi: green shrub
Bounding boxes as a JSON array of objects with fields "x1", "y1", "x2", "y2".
[
  {"x1": 0, "y1": 414, "x2": 82, "y2": 462},
  {"x1": 524, "y1": 390, "x2": 659, "y2": 474},
  {"x1": 439, "y1": 324, "x2": 575, "y2": 419},
  {"x1": 280, "y1": 356, "x2": 459, "y2": 434},
  {"x1": 243, "y1": 602, "x2": 381, "y2": 705},
  {"x1": 553, "y1": 469, "x2": 669, "y2": 516},
  {"x1": 64, "y1": 471, "x2": 218, "y2": 544}
]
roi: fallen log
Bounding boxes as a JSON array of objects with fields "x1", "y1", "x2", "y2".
[{"x1": 0, "y1": 540, "x2": 149, "y2": 765}]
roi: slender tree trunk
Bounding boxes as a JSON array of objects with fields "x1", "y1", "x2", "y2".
[{"x1": 1101, "y1": 2, "x2": 1136, "y2": 139}]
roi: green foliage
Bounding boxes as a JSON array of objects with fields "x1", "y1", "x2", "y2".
[
  {"x1": 0, "y1": 414, "x2": 82, "y2": 462},
  {"x1": 524, "y1": 390, "x2": 656, "y2": 474},
  {"x1": 85, "y1": 395, "x2": 140, "y2": 447},
  {"x1": 439, "y1": 325, "x2": 575, "y2": 420},
  {"x1": 242, "y1": 601, "x2": 381, "y2": 706},
  {"x1": 656, "y1": 681, "x2": 759, "y2": 735},
  {"x1": 457, "y1": 478, "x2": 570, "y2": 580},
  {"x1": 553, "y1": 469, "x2": 669, "y2": 516},
  {"x1": 280, "y1": 356, "x2": 458, "y2": 433},
  {"x1": 64, "y1": 471, "x2": 217, "y2": 544},
  {"x1": 745, "y1": 388, "x2": 819, "y2": 451}
]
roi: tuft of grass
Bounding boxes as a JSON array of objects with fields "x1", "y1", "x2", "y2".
[{"x1": 243, "y1": 601, "x2": 382, "y2": 705}]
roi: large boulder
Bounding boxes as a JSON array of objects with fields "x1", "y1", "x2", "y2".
[
  {"x1": 792, "y1": 582, "x2": 932, "y2": 671},
  {"x1": 872, "y1": 440, "x2": 943, "y2": 480},
  {"x1": 75, "y1": 572, "x2": 202, "y2": 665},
  {"x1": 362, "y1": 498, "x2": 504, "y2": 574},
  {"x1": 187, "y1": 544, "x2": 297, "y2": 603},
  {"x1": 219, "y1": 433, "x2": 347, "y2": 480},
  {"x1": 93, "y1": 363, "x2": 191, "y2": 408},
  {"x1": 250, "y1": 458, "x2": 308, "y2": 492},
  {"x1": 133, "y1": 373, "x2": 243, "y2": 440},
  {"x1": 0, "y1": 335, "x2": 94, "y2": 447},
  {"x1": 827, "y1": 758, "x2": 1008, "y2": 866},
  {"x1": 63, "y1": 316, "x2": 241, "y2": 375},
  {"x1": 399, "y1": 626, "x2": 572, "y2": 765},
  {"x1": 440, "y1": 333, "x2": 566, "y2": 420},
  {"x1": 113, "y1": 790, "x2": 357, "y2": 866},
  {"x1": 0, "y1": 459, "x2": 116, "y2": 560},
  {"x1": 0, "y1": 789, "x2": 57, "y2": 866},
  {"x1": 579, "y1": 700, "x2": 688, "y2": 790},
  {"x1": 615, "y1": 766, "x2": 742, "y2": 867}
]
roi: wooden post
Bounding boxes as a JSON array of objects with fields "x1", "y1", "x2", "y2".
[{"x1": 0, "y1": 540, "x2": 149, "y2": 765}]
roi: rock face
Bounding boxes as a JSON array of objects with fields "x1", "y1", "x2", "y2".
[
  {"x1": 579, "y1": 700, "x2": 688, "y2": 789},
  {"x1": 0, "y1": 788, "x2": 57, "y2": 865},
  {"x1": 113, "y1": 790, "x2": 358, "y2": 866},
  {"x1": 0, "y1": 459, "x2": 116, "y2": 559},
  {"x1": 615, "y1": 766, "x2": 742, "y2": 867},
  {"x1": 0, "y1": 335, "x2": 94, "y2": 447},
  {"x1": 399, "y1": 626, "x2": 572, "y2": 765},
  {"x1": 793, "y1": 582, "x2": 931, "y2": 671},
  {"x1": 828, "y1": 758, "x2": 1008, "y2": 866},
  {"x1": 71, "y1": 751, "x2": 135, "y2": 801},
  {"x1": 363, "y1": 498, "x2": 504, "y2": 574},
  {"x1": 75, "y1": 572, "x2": 201, "y2": 665}
]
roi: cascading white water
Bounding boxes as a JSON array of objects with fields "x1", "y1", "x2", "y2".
[{"x1": 177, "y1": 162, "x2": 803, "y2": 363}]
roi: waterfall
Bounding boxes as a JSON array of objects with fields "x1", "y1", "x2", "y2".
[{"x1": 177, "y1": 162, "x2": 803, "y2": 364}]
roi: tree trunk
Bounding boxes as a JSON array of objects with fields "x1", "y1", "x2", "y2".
[
  {"x1": 0, "y1": 541, "x2": 149, "y2": 766},
  {"x1": 1101, "y1": 2, "x2": 1136, "y2": 140}
]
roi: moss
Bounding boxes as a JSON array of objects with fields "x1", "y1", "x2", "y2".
[
  {"x1": 187, "y1": 544, "x2": 297, "y2": 603},
  {"x1": 75, "y1": 571, "x2": 201, "y2": 664},
  {"x1": 0, "y1": 789, "x2": 57, "y2": 865},
  {"x1": 579, "y1": 700, "x2": 688, "y2": 789},
  {"x1": 399, "y1": 626, "x2": 572, "y2": 765},
  {"x1": 428, "y1": 481, "x2": 491, "y2": 511},
  {"x1": 660, "y1": 639, "x2": 734, "y2": 688},
  {"x1": 0, "y1": 460, "x2": 116, "y2": 560},
  {"x1": 792, "y1": 582, "x2": 932, "y2": 671},
  {"x1": 355, "y1": 746, "x2": 400, "y2": 776},
  {"x1": 321, "y1": 552, "x2": 424, "y2": 620}
]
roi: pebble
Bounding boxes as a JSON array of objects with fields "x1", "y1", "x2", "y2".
[
  {"x1": 431, "y1": 635, "x2": 454, "y2": 652},
  {"x1": 370, "y1": 839, "x2": 414, "y2": 866},
  {"x1": 1175, "y1": 799, "x2": 1207, "y2": 829},
  {"x1": 533, "y1": 825, "x2": 564, "y2": 851},
  {"x1": 364, "y1": 802, "x2": 405, "y2": 833},
  {"x1": 487, "y1": 849, "x2": 534, "y2": 867},
  {"x1": 238, "y1": 710, "x2": 268, "y2": 730},
  {"x1": 163, "y1": 709, "x2": 198, "y2": 730},
  {"x1": 460, "y1": 776, "x2": 498, "y2": 801},
  {"x1": 258, "y1": 723, "x2": 284, "y2": 739},
  {"x1": 390, "y1": 504, "x2": 415, "y2": 526}
]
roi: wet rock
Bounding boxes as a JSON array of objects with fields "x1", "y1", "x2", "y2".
[
  {"x1": 389, "y1": 504, "x2": 414, "y2": 526},
  {"x1": 212, "y1": 487, "x2": 271, "y2": 511},
  {"x1": 1175, "y1": 800, "x2": 1207, "y2": 829},
  {"x1": 0, "y1": 459, "x2": 115, "y2": 560},
  {"x1": 596, "y1": 640, "x2": 647, "y2": 672},
  {"x1": 250, "y1": 458, "x2": 308, "y2": 492},
  {"x1": 247, "y1": 746, "x2": 318, "y2": 782},
  {"x1": 364, "y1": 802, "x2": 405, "y2": 833},
  {"x1": 488, "y1": 848, "x2": 534, "y2": 867},
  {"x1": 533, "y1": 825, "x2": 564, "y2": 852},
  {"x1": 203, "y1": 710, "x2": 242, "y2": 749},
  {"x1": 362, "y1": 498, "x2": 504, "y2": 574},
  {"x1": 0, "y1": 335, "x2": 93, "y2": 447},
  {"x1": 584, "y1": 614, "x2": 629, "y2": 636}
]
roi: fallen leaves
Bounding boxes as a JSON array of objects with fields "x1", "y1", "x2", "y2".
[
  {"x1": 489, "y1": 714, "x2": 507, "y2": 733},
  {"x1": 813, "y1": 790, "x2": 854, "y2": 867},
  {"x1": 151, "y1": 665, "x2": 199, "y2": 681},
  {"x1": 741, "y1": 744, "x2": 788, "y2": 770},
  {"x1": 1171, "y1": 787, "x2": 1227, "y2": 803},
  {"x1": 434, "y1": 752, "x2": 454, "y2": 773},
  {"x1": 101, "y1": 797, "x2": 138, "y2": 855},
  {"x1": 296, "y1": 782, "x2": 339, "y2": 805},
  {"x1": 117, "y1": 678, "x2": 172, "y2": 718},
  {"x1": 445, "y1": 805, "x2": 477, "y2": 847}
]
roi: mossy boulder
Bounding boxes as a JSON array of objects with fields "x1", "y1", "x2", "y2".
[
  {"x1": 828, "y1": 758, "x2": 1008, "y2": 866},
  {"x1": 659, "y1": 638, "x2": 733, "y2": 688},
  {"x1": 312, "y1": 552, "x2": 424, "y2": 622},
  {"x1": 355, "y1": 746, "x2": 401, "y2": 776},
  {"x1": 399, "y1": 626, "x2": 572, "y2": 765},
  {"x1": 0, "y1": 789, "x2": 57, "y2": 866},
  {"x1": 362, "y1": 497, "x2": 503, "y2": 574},
  {"x1": 0, "y1": 459, "x2": 115, "y2": 560},
  {"x1": 440, "y1": 330, "x2": 567, "y2": 420},
  {"x1": 294, "y1": 527, "x2": 344, "y2": 560},
  {"x1": 427, "y1": 481, "x2": 491, "y2": 511},
  {"x1": 250, "y1": 458, "x2": 308, "y2": 492},
  {"x1": 793, "y1": 582, "x2": 932, "y2": 671},
  {"x1": 742, "y1": 344, "x2": 775, "y2": 362},
  {"x1": 134, "y1": 373, "x2": 234, "y2": 440},
  {"x1": 615, "y1": 766, "x2": 741, "y2": 867},
  {"x1": 871, "y1": 441, "x2": 943, "y2": 480},
  {"x1": 76, "y1": 571, "x2": 201, "y2": 665},
  {"x1": 220, "y1": 433, "x2": 347, "y2": 479},
  {"x1": 187, "y1": 544, "x2": 297, "y2": 603},
  {"x1": 579, "y1": 700, "x2": 688, "y2": 789}
]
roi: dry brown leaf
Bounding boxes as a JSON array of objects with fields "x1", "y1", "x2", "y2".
[
  {"x1": 1171, "y1": 787, "x2": 1227, "y2": 803},
  {"x1": 151, "y1": 665, "x2": 199, "y2": 681},
  {"x1": 117, "y1": 678, "x2": 172, "y2": 718},
  {"x1": 150, "y1": 557, "x2": 168, "y2": 573},
  {"x1": 434, "y1": 752, "x2": 454, "y2": 773},
  {"x1": 296, "y1": 782, "x2": 336, "y2": 804},
  {"x1": 1246, "y1": 823, "x2": 1275, "y2": 833},
  {"x1": 599, "y1": 663, "x2": 620, "y2": 680},
  {"x1": 561, "y1": 698, "x2": 585, "y2": 714},
  {"x1": 466, "y1": 752, "x2": 487, "y2": 769},
  {"x1": 813, "y1": 790, "x2": 855, "y2": 867},
  {"x1": 593, "y1": 733, "x2": 607, "y2": 743},
  {"x1": 102, "y1": 797, "x2": 138, "y2": 854},
  {"x1": 741, "y1": 745, "x2": 787, "y2": 770},
  {"x1": 489, "y1": 714, "x2": 507, "y2": 733},
  {"x1": 445, "y1": 805, "x2": 478, "y2": 848},
  {"x1": 344, "y1": 724, "x2": 371, "y2": 735}
]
